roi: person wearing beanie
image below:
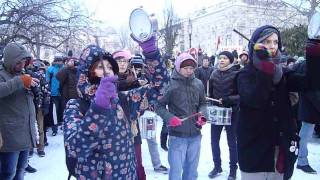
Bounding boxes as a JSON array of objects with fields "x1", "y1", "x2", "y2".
[
  {"x1": 63, "y1": 35, "x2": 169, "y2": 179},
  {"x1": 207, "y1": 51, "x2": 239, "y2": 180},
  {"x1": 235, "y1": 25, "x2": 320, "y2": 180},
  {"x1": 239, "y1": 51, "x2": 249, "y2": 67},
  {"x1": 156, "y1": 52, "x2": 208, "y2": 180},
  {"x1": 0, "y1": 42, "x2": 39, "y2": 179}
]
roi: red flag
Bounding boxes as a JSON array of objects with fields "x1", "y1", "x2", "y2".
[{"x1": 216, "y1": 36, "x2": 221, "y2": 49}]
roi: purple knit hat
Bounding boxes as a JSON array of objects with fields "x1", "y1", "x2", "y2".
[{"x1": 175, "y1": 52, "x2": 197, "y2": 72}]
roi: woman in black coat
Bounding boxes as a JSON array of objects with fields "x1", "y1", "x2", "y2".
[{"x1": 236, "y1": 25, "x2": 320, "y2": 180}]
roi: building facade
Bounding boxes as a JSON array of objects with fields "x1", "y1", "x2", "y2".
[{"x1": 176, "y1": 0, "x2": 307, "y2": 56}]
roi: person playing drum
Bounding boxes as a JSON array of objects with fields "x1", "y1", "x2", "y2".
[{"x1": 207, "y1": 51, "x2": 240, "y2": 180}]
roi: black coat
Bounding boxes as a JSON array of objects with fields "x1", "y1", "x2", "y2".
[
  {"x1": 195, "y1": 66, "x2": 214, "y2": 93},
  {"x1": 292, "y1": 61, "x2": 320, "y2": 124},
  {"x1": 56, "y1": 67, "x2": 78, "y2": 106},
  {"x1": 236, "y1": 65, "x2": 304, "y2": 175}
]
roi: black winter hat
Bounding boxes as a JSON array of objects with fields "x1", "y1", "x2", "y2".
[{"x1": 219, "y1": 51, "x2": 234, "y2": 63}]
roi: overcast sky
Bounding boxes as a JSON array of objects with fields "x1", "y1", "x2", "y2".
[{"x1": 80, "y1": 0, "x2": 221, "y2": 28}]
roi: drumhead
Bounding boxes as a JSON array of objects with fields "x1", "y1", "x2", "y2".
[
  {"x1": 129, "y1": 8, "x2": 152, "y2": 42},
  {"x1": 308, "y1": 12, "x2": 320, "y2": 39}
]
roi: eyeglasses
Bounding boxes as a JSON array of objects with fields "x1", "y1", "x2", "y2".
[{"x1": 117, "y1": 60, "x2": 129, "y2": 64}]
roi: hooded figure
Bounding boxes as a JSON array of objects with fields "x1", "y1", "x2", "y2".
[
  {"x1": 236, "y1": 25, "x2": 319, "y2": 180},
  {"x1": 63, "y1": 43, "x2": 169, "y2": 179},
  {"x1": 0, "y1": 42, "x2": 37, "y2": 179}
]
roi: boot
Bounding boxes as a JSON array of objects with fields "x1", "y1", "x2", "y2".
[
  {"x1": 160, "y1": 132, "x2": 168, "y2": 151},
  {"x1": 208, "y1": 167, "x2": 222, "y2": 178},
  {"x1": 228, "y1": 168, "x2": 237, "y2": 180}
]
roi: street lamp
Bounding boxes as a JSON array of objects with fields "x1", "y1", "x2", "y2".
[{"x1": 188, "y1": 18, "x2": 192, "y2": 48}]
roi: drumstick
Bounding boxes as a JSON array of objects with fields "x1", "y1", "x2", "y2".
[
  {"x1": 206, "y1": 80, "x2": 209, "y2": 96},
  {"x1": 206, "y1": 97, "x2": 221, "y2": 103},
  {"x1": 181, "y1": 112, "x2": 202, "y2": 121}
]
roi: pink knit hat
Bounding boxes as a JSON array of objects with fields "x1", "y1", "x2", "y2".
[
  {"x1": 175, "y1": 52, "x2": 197, "y2": 72},
  {"x1": 112, "y1": 50, "x2": 132, "y2": 60}
]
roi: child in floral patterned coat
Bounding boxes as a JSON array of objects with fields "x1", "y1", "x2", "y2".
[{"x1": 63, "y1": 36, "x2": 169, "y2": 180}]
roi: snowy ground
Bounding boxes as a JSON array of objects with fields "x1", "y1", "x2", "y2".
[{"x1": 26, "y1": 122, "x2": 320, "y2": 180}]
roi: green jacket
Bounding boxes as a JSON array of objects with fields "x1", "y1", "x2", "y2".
[
  {"x1": 156, "y1": 70, "x2": 207, "y2": 137},
  {"x1": 0, "y1": 43, "x2": 36, "y2": 152}
]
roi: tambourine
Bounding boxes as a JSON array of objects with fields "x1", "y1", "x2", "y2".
[
  {"x1": 308, "y1": 11, "x2": 320, "y2": 40},
  {"x1": 129, "y1": 7, "x2": 158, "y2": 42}
]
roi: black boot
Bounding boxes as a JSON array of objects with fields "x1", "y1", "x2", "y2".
[
  {"x1": 25, "y1": 164, "x2": 37, "y2": 173},
  {"x1": 160, "y1": 132, "x2": 168, "y2": 151},
  {"x1": 228, "y1": 168, "x2": 237, "y2": 180},
  {"x1": 208, "y1": 167, "x2": 222, "y2": 178}
]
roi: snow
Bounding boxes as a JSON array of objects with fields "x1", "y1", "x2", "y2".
[{"x1": 26, "y1": 122, "x2": 320, "y2": 180}]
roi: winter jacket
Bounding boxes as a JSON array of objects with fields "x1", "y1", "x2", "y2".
[
  {"x1": 0, "y1": 43, "x2": 37, "y2": 152},
  {"x1": 46, "y1": 63, "x2": 63, "y2": 96},
  {"x1": 195, "y1": 66, "x2": 214, "y2": 93},
  {"x1": 156, "y1": 69, "x2": 207, "y2": 138},
  {"x1": 209, "y1": 66, "x2": 239, "y2": 107},
  {"x1": 292, "y1": 61, "x2": 320, "y2": 124},
  {"x1": 26, "y1": 68, "x2": 51, "y2": 115},
  {"x1": 208, "y1": 66, "x2": 239, "y2": 123},
  {"x1": 237, "y1": 25, "x2": 308, "y2": 180},
  {"x1": 56, "y1": 66, "x2": 78, "y2": 105},
  {"x1": 64, "y1": 48, "x2": 169, "y2": 179}
]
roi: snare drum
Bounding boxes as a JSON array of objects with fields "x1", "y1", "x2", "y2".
[
  {"x1": 207, "y1": 105, "x2": 232, "y2": 125},
  {"x1": 139, "y1": 111, "x2": 158, "y2": 139}
]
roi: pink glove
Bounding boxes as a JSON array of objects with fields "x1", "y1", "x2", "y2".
[
  {"x1": 168, "y1": 116, "x2": 182, "y2": 127},
  {"x1": 95, "y1": 76, "x2": 118, "y2": 109},
  {"x1": 195, "y1": 116, "x2": 207, "y2": 129}
]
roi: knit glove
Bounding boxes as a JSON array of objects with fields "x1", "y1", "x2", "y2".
[
  {"x1": 195, "y1": 115, "x2": 207, "y2": 129},
  {"x1": 94, "y1": 76, "x2": 118, "y2": 109},
  {"x1": 131, "y1": 35, "x2": 157, "y2": 54},
  {"x1": 20, "y1": 75, "x2": 32, "y2": 88},
  {"x1": 168, "y1": 116, "x2": 182, "y2": 127},
  {"x1": 253, "y1": 43, "x2": 275, "y2": 75}
]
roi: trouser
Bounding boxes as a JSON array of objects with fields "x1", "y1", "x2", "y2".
[
  {"x1": 297, "y1": 121, "x2": 315, "y2": 166},
  {"x1": 50, "y1": 96, "x2": 63, "y2": 133},
  {"x1": 134, "y1": 144, "x2": 146, "y2": 180},
  {"x1": 211, "y1": 124, "x2": 238, "y2": 170},
  {"x1": 146, "y1": 137, "x2": 162, "y2": 168},
  {"x1": 0, "y1": 150, "x2": 29, "y2": 180},
  {"x1": 36, "y1": 109, "x2": 45, "y2": 151},
  {"x1": 168, "y1": 135, "x2": 201, "y2": 180},
  {"x1": 160, "y1": 122, "x2": 168, "y2": 148}
]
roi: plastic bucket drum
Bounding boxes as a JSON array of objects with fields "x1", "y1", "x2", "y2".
[
  {"x1": 207, "y1": 105, "x2": 232, "y2": 125},
  {"x1": 139, "y1": 112, "x2": 157, "y2": 139}
]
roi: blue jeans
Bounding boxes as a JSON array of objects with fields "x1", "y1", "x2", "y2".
[
  {"x1": 146, "y1": 137, "x2": 161, "y2": 168},
  {"x1": 297, "y1": 121, "x2": 315, "y2": 166},
  {"x1": 168, "y1": 135, "x2": 201, "y2": 180},
  {"x1": 211, "y1": 124, "x2": 238, "y2": 170},
  {"x1": 0, "y1": 150, "x2": 29, "y2": 180}
]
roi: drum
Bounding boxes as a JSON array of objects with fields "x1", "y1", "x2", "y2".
[
  {"x1": 139, "y1": 111, "x2": 158, "y2": 139},
  {"x1": 207, "y1": 105, "x2": 232, "y2": 125},
  {"x1": 129, "y1": 7, "x2": 158, "y2": 42}
]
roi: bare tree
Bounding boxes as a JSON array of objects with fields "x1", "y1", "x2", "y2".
[
  {"x1": 281, "y1": 0, "x2": 320, "y2": 21},
  {"x1": 0, "y1": 0, "x2": 90, "y2": 58},
  {"x1": 117, "y1": 26, "x2": 136, "y2": 52},
  {"x1": 159, "y1": 5, "x2": 181, "y2": 58}
]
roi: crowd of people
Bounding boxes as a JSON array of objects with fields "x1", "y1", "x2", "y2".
[{"x1": 0, "y1": 24, "x2": 319, "y2": 180}]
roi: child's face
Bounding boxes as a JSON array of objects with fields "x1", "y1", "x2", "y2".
[
  {"x1": 117, "y1": 58, "x2": 129, "y2": 73},
  {"x1": 218, "y1": 55, "x2": 231, "y2": 69},
  {"x1": 94, "y1": 60, "x2": 114, "y2": 77},
  {"x1": 179, "y1": 66, "x2": 195, "y2": 78}
]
